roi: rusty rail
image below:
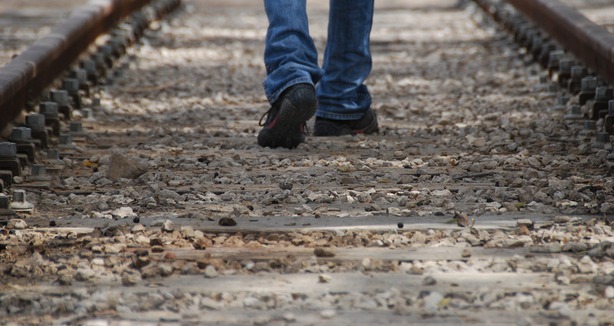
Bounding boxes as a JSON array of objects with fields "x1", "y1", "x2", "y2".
[
  {"x1": 507, "y1": 0, "x2": 614, "y2": 85},
  {"x1": 0, "y1": 0, "x2": 152, "y2": 132},
  {"x1": 474, "y1": 0, "x2": 614, "y2": 85}
]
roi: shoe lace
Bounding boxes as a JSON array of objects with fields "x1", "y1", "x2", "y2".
[
  {"x1": 258, "y1": 107, "x2": 273, "y2": 127},
  {"x1": 258, "y1": 106, "x2": 311, "y2": 135}
]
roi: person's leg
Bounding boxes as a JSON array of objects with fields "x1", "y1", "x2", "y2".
[
  {"x1": 258, "y1": 0, "x2": 323, "y2": 149},
  {"x1": 262, "y1": 0, "x2": 322, "y2": 104},
  {"x1": 314, "y1": 0, "x2": 378, "y2": 136}
]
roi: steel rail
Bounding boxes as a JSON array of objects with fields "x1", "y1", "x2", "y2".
[
  {"x1": 475, "y1": 0, "x2": 614, "y2": 85},
  {"x1": 0, "y1": 0, "x2": 151, "y2": 132}
]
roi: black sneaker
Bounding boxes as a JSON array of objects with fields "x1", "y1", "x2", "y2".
[
  {"x1": 313, "y1": 109, "x2": 379, "y2": 136},
  {"x1": 257, "y1": 84, "x2": 317, "y2": 149}
]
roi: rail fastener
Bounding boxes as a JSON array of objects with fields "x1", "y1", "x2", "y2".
[
  {"x1": 590, "y1": 87, "x2": 614, "y2": 120},
  {"x1": 579, "y1": 77, "x2": 598, "y2": 106},
  {"x1": 567, "y1": 66, "x2": 588, "y2": 94},
  {"x1": 25, "y1": 113, "x2": 49, "y2": 150},
  {"x1": 9, "y1": 189, "x2": 34, "y2": 214},
  {"x1": 564, "y1": 105, "x2": 583, "y2": 121},
  {"x1": 8, "y1": 127, "x2": 36, "y2": 166},
  {"x1": 0, "y1": 142, "x2": 21, "y2": 185},
  {"x1": 604, "y1": 101, "x2": 614, "y2": 134},
  {"x1": 29, "y1": 164, "x2": 51, "y2": 182},
  {"x1": 505, "y1": 0, "x2": 614, "y2": 86},
  {"x1": 0, "y1": 193, "x2": 17, "y2": 219}
]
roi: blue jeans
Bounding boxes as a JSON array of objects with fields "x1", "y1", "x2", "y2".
[{"x1": 263, "y1": 0, "x2": 374, "y2": 120}]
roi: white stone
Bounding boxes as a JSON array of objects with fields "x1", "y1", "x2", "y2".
[
  {"x1": 111, "y1": 206, "x2": 137, "y2": 218},
  {"x1": 7, "y1": 219, "x2": 27, "y2": 229},
  {"x1": 204, "y1": 265, "x2": 218, "y2": 278},
  {"x1": 424, "y1": 291, "x2": 444, "y2": 312},
  {"x1": 200, "y1": 297, "x2": 223, "y2": 310},
  {"x1": 320, "y1": 309, "x2": 336, "y2": 319}
]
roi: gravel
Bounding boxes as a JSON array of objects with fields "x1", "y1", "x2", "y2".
[{"x1": 2, "y1": 0, "x2": 614, "y2": 324}]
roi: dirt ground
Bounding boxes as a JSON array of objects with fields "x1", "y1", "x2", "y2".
[{"x1": 1, "y1": 0, "x2": 613, "y2": 325}]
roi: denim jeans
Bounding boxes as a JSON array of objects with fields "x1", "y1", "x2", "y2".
[{"x1": 263, "y1": 0, "x2": 374, "y2": 120}]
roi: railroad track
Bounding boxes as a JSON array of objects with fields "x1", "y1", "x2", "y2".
[{"x1": 0, "y1": 0, "x2": 613, "y2": 325}]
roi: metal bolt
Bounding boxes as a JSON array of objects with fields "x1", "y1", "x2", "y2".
[
  {"x1": 12, "y1": 189, "x2": 26, "y2": 202},
  {"x1": 45, "y1": 149, "x2": 64, "y2": 167},
  {"x1": 59, "y1": 134, "x2": 73, "y2": 146},
  {"x1": 101, "y1": 44, "x2": 118, "y2": 61},
  {"x1": 606, "y1": 101, "x2": 614, "y2": 134},
  {"x1": 118, "y1": 61, "x2": 129, "y2": 71},
  {"x1": 115, "y1": 25, "x2": 136, "y2": 44},
  {"x1": 82, "y1": 59, "x2": 99, "y2": 83},
  {"x1": 528, "y1": 34, "x2": 543, "y2": 53},
  {"x1": 10, "y1": 127, "x2": 32, "y2": 142},
  {"x1": 59, "y1": 134, "x2": 76, "y2": 150},
  {"x1": 584, "y1": 120, "x2": 597, "y2": 131},
  {"x1": 547, "y1": 50, "x2": 565, "y2": 70},
  {"x1": 99, "y1": 51, "x2": 113, "y2": 72},
  {"x1": 71, "y1": 68, "x2": 88, "y2": 83},
  {"x1": 579, "y1": 120, "x2": 597, "y2": 138},
  {"x1": 81, "y1": 108, "x2": 95, "y2": 121},
  {"x1": 557, "y1": 96, "x2": 569, "y2": 106},
  {"x1": 106, "y1": 41, "x2": 120, "y2": 56},
  {"x1": 10, "y1": 189, "x2": 34, "y2": 213},
  {"x1": 31, "y1": 164, "x2": 47, "y2": 177},
  {"x1": 595, "y1": 86, "x2": 613, "y2": 101},
  {"x1": 596, "y1": 133, "x2": 610, "y2": 144},
  {"x1": 62, "y1": 78, "x2": 79, "y2": 94},
  {"x1": 47, "y1": 149, "x2": 60, "y2": 160},
  {"x1": 50, "y1": 90, "x2": 70, "y2": 106},
  {"x1": 26, "y1": 114, "x2": 46, "y2": 131},
  {"x1": 579, "y1": 76, "x2": 598, "y2": 105},
  {"x1": 94, "y1": 53, "x2": 107, "y2": 68},
  {"x1": 580, "y1": 77, "x2": 598, "y2": 93},
  {"x1": 564, "y1": 105, "x2": 583, "y2": 120},
  {"x1": 82, "y1": 59, "x2": 96, "y2": 73},
  {"x1": 0, "y1": 194, "x2": 9, "y2": 209},
  {"x1": 110, "y1": 36, "x2": 127, "y2": 53},
  {"x1": 558, "y1": 59, "x2": 574, "y2": 74},
  {"x1": 69, "y1": 122, "x2": 83, "y2": 133},
  {"x1": 131, "y1": 12, "x2": 148, "y2": 32},
  {"x1": 568, "y1": 66, "x2": 587, "y2": 93},
  {"x1": 538, "y1": 43, "x2": 557, "y2": 66},
  {"x1": 514, "y1": 23, "x2": 530, "y2": 40},
  {"x1": 592, "y1": 87, "x2": 614, "y2": 119},
  {"x1": 99, "y1": 45, "x2": 113, "y2": 57},
  {"x1": 551, "y1": 96, "x2": 569, "y2": 111},
  {"x1": 570, "y1": 106, "x2": 582, "y2": 115},
  {"x1": 0, "y1": 142, "x2": 17, "y2": 158},
  {"x1": 111, "y1": 34, "x2": 126, "y2": 44},
  {"x1": 39, "y1": 102, "x2": 59, "y2": 119},
  {"x1": 557, "y1": 58, "x2": 574, "y2": 87},
  {"x1": 521, "y1": 28, "x2": 538, "y2": 48},
  {"x1": 570, "y1": 66, "x2": 587, "y2": 79}
]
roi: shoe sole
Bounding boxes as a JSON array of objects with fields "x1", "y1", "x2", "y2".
[
  {"x1": 313, "y1": 110, "x2": 379, "y2": 137},
  {"x1": 257, "y1": 86, "x2": 316, "y2": 149},
  {"x1": 353, "y1": 110, "x2": 379, "y2": 135}
]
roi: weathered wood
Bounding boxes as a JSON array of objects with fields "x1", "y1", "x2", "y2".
[
  {"x1": 27, "y1": 213, "x2": 582, "y2": 234},
  {"x1": 112, "y1": 308, "x2": 610, "y2": 325},
  {"x1": 31, "y1": 272, "x2": 580, "y2": 297},
  {"x1": 154, "y1": 246, "x2": 550, "y2": 262}
]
